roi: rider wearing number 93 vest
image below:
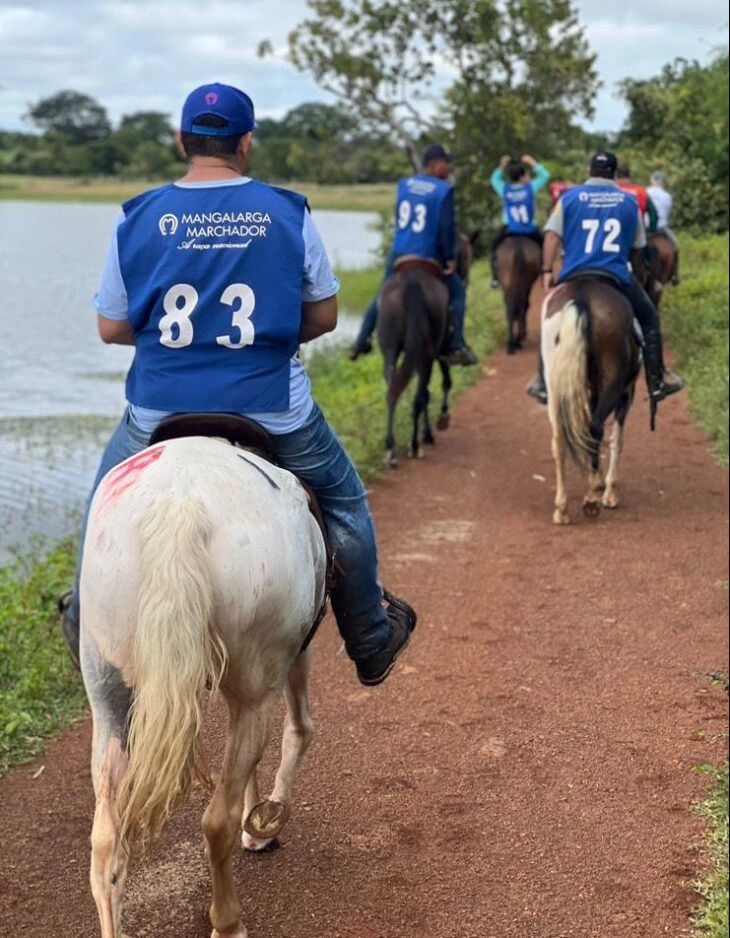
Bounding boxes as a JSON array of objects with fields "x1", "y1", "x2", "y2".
[
  {"x1": 57, "y1": 82, "x2": 417, "y2": 690},
  {"x1": 526, "y1": 150, "x2": 684, "y2": 406}
]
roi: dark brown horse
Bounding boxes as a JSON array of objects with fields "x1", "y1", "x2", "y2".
[
  {"x1": 495, "y1": 235, "x2": 542, "y2": 353},
  {"x1": 377, "y1": 234, "x2": 477, "y2": 467},
  {"x1": 378, "y1": 259, "x2": 450, "y2": 466},
  {"x1": 644, "y1": 231, "x2": 676, "y2": 306},
  {"x1": 542, "y1": 277, "x2": 642, "y2": 524}
]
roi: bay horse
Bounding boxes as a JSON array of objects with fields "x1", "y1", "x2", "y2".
[
  {"x1": 495, "y1": 235, "x2": 542, "y2": 353},
  {"x1": 377, "y1": 233, "x2": 476, "y2": 467},
  {"x1": 79, "y1": 432, "x2": 327, "y2": 938},
  {"x1": 542, "y1": 277, "x2": 642, "y2": 525},
  {"x1": 644, "y1": 231, "x2": 676, "y2": 306}
]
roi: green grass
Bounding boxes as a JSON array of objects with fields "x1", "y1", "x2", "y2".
[
  {"x1": 693, "y1": 760, "x2": 729, "y2": 938},
  {"x1": 661, "y1": 234, "x2": 729, "y2": 464},
  {"x1": 0, "y1": 174, "x2": 393, "y2": 213},
  {"x1": 0, "y1": 540, "x2": 87, "y2": 774}
]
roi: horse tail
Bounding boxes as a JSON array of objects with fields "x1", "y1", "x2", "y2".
[
  {"x1": 120, "y1": 496, "x2": 227, "y2": 854},
  {"x1": 548, "y1": 300, "x2": 593, "y2": 466},
  {"x1": 389, "y1": 273, "x2": 430, "y2": 400}
]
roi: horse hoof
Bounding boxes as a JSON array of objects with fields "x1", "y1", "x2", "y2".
[
  {"x1": 212, "y1": 930, "x2": 247, "y2": 938},
  {"x1": 553, "y1": 510, "x2": 571, "y2": 526},
  {"x1": 408, "y1": 446, "x2": 425, "y2": 460},
  {"x1": 582, "y1": 499, "x2": 601, "y2": 518},
  {"x1": 436, "y1": 413, "x2": 450, "y2": 431},
  {"x1": 242, "y1": 830, "x2": 281, "y2": 853},
  {"x1": 384, "y1": 451, "x2": 398, "y2": 469},
  {"x1": 244, "y1": 800, "x2": 290, "y2": 841},
  {"x1": 506, "y1": 344, "x2": 517, "y2": 356},
  {"x1": 602, "y1": 491, "x2": 620, "y2": 509},
  {"x1": 423, "y1": 433, "x2": 436, "y2": 446}
]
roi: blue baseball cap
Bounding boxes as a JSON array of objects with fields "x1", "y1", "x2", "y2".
[{"x1": 180, "y1": 83, "x2": 256, "y2": 136}]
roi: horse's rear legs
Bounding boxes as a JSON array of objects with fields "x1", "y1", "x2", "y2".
[
  {"x1": 242, "y1": 650, "x2": 314, "y2": 852},
  {"x1": 436, "y1": 361, "x2": 452, "y2": 431},
  {"x1": 550, "y1": 429, "x2": 570, "y2": 525},
  {"x1": 602, "y1": 413, "x2": 627, "y2": 509},
  {"x1": 410, "y1": 361, "x2": 433, "y2": 458},
  {"x1": 89, "y1": 734, "x2": 128, "y2": 938},
  {"x1": 204, "y1": 697, "x2": 276, "y2": 938}
]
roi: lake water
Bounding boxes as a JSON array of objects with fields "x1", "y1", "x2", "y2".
[{"x1": 0, "y1": 200, "x2": 380, "y2": 561}]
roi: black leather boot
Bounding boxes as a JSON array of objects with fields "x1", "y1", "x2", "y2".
[{"x1": 643, "y1": 328, "x2": 685, "y2": 401}]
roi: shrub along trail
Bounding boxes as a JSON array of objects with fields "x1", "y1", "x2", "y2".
[{"x1": 0, "y1": 297, "x2": 727, "y2": 938}]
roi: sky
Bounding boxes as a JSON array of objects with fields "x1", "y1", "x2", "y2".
[{"x1": 0, "y1": 0, "x2": 726, "y2": 135}]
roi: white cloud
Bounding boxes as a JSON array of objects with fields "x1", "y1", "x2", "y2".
[{"x1": 0, "y1": 0, "x2": 726, "y2": 135}]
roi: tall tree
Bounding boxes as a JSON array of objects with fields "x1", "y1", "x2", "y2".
[
  {"x1": 277, "y1": 0, "x2": 599, "y2": 225},
  {"x1": 25, "y1": 90, "x2": 111, "y2": 145}
]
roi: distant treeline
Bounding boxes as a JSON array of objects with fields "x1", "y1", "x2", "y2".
[
  {"x1": 0, "y1": 92, "x2": 410, "y2": 185},
  {"x1": 0, "y1": 46, "x2": 726, "y2": 232}
]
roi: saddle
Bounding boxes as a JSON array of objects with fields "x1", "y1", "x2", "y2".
[
  {"x1": 561, "y1": 271, "x2": 644, "y2": 346},
  {"x1": 149, "y1": 412, "x2": 335, "y2": 651},
  {"x1": 392, "y1": 255, "x2": 445, "y2": 279}
]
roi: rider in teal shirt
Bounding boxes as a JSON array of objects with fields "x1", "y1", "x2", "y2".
[{"x1": 490, "y1": 154, "x2": 550, "y2": 287}]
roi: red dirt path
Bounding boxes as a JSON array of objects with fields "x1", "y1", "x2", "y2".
[{"x1": 0, "y1": 306, "x2": 727, "y2": 938}]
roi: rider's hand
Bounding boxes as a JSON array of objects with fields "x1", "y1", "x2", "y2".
[
  {"x1": 443, "y1": 260, "x2": 457, "y2": 276},
  {"x1": 521, "y1": 154, "x2": 536, "y2": 167},
  {"x1": 542, "y1": 271, "x2": 554, "y2": 291},
  {"x1": 499, "y1": 154, "x2": 511, "y2": 170}
]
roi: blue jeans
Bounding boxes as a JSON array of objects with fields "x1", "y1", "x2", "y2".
[
  {"x1": 68, "y1": 404, "x2": 390, "y2": 661},
  {"x1": 355, "y1": 258, "x2": 467, "y2": 349}
]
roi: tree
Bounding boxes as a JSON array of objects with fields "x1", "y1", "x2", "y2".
[
  {"x1": 619, "y1": 48, "x2": 729, "y2": 231},
  {"x1": 277, "y1": 0, "x2": 600, "y2": 227},
  {"x1": 118, "y1": 111, "x2": 175, "y2": 147},
  {"x1": 25, "y1": 90, "x2": 111, "y2": 145}
]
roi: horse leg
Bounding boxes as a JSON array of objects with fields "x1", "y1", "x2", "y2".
[
  {"x1": 89, "y1": 730, "x2": 129, "y2": 938},
  {"x1": 204, "y1": 697, "x2": 275, "y2": 938},
  {"x1": 87, "y1": 653, "x2": 133, "y2": 938},
  {"x1": 550, "y1": 428, "x2": 570, "y2": 525},
  {"x1": 583, "y1": 428, "x2": 604, "y2": 518},
  {"x1": 422, "y1": 367, "x2": 435, "y2": 446},
  {"x1": 409, "y1": 361, "x2": 433, "y2": 459},
  {"x1": 436, "y1": 361, "x2": 452, "y2": 431},
  {"x1": 603, "y1": 395, "x2": 631, "y2": 508},
  {"x1": 383, "y1": 351, "x2": 398, "y2": 469},
  {"x1": 242, "y1": 650, "x2": 314, "y2": 852}
]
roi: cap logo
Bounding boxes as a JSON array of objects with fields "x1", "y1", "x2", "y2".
[{"x1": 205, "y1": 92, "x2": 219, "y2": 106}]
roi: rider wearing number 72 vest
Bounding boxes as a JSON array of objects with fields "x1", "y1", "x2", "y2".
[
  {"x1": 527, "y1": 150, "x2": 684, "y2": 406},
  {"x1": 58, "y1": 82, "x2": 416, "y2": 688}
]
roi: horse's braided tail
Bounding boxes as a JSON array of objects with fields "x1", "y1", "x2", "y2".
[
  {"x1": 548, "y1": 300, "x2": 593, "y2": 466},
  {"x1": 120, "y1": 496, "x2": 227, "y2": 855},
  {"x1": 389, "y1": 273, "x2": 430, "y2": 400}
]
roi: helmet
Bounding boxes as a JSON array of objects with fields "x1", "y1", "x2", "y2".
[{"x1": 650, "y1": 170, "x2": 667, "y2": 186}]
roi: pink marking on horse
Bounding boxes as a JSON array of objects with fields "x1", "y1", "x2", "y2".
[{"x1": 97, "y1": 446, "x2": 165, "y2": 514}]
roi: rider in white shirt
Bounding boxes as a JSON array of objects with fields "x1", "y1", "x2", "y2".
[{"x1": 647, "y1": 171, "x2": 679, "y2": 284}]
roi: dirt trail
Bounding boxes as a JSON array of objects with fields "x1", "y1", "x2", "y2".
[{"x1": 1, "y1": 298, "x2": 727, "y2": 938}]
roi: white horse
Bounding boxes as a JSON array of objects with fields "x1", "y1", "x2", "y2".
[{"x1": 79, "y1": 435, "x2": 327, "y2": 938}]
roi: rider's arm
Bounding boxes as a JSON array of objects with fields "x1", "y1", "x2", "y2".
[
  {"x1": 299, "y1": 210, "x2": 340, "y2": 343},
  {"x1": 528, "y1": 161, "x2": 551, "y2": 193},
  {"x1": 646, "y1": 196, "x2": 658, "y2": 233},
  {"x1": 542, "y1": 201, "x2": 564, "y2": 287},
  {"x1": 490, "y1": 166, "x2": 505, "y2": 197},
  {"x1": 95, "y1": 213, "x2": 134, "y2": 345},
  {"x1": 299, "y1": 295, "x2": 338, "y2": 342}
]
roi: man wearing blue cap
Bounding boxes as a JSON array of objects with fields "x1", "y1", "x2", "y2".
[
  {"x1": 58, "y1": 82, "x2": 416, "y2": 687},
  {"x1": 349, "y1": 144, "x2": 478, "y2": 366}
]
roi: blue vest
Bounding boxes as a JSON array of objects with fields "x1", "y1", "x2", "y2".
[
  {"x1": 503, "y1": 184, "x2": 536, "y2": 233},
  {"x1": 391, "y1": 174, "x2": 452, "y2": 262},
  {"x1": 117, "y1": 181, "x2": 306, "y2": 413},
  {"x1": 559, "y1": 183, "x2": 639, "y2": 284}
]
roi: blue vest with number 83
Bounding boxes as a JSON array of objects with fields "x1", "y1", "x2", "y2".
[
  {"x1": 503, "y1": 184, "x2": 536, "y2": 233},
  {"x1": 117, "y1": 181, "x2": 306, "y2": 413},
  {"x1": 559, "y1": 183, "x2": 639, "y2": 284},
  {"x1": 391, "y1": 174, "x2": 452, "y2": 263}
]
